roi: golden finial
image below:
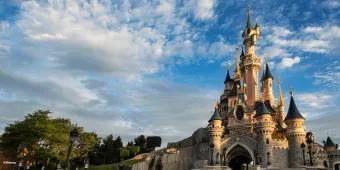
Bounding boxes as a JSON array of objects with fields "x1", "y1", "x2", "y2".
[
  {"x1": 234, "y1": 47, "x2": 241, "y2": 80},
  {"x1": 277, "y1": 78, "x2": 284, "y2": 107}
]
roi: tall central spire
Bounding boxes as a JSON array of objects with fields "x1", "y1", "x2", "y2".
[
  {"x1": 241, "y1": 5, "x2": 261, "y2": 107},
  {"x1": 246, "y1": 5, "x2": 252, "y2": 29}
]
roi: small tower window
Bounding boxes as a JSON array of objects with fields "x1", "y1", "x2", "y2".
[{"x1": 266, "y1": 139, "x2": 270, "y2": 144}]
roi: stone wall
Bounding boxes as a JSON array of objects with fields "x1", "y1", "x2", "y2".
[
  {"x1": 271, "y1": 148, "x2": 288, "y2": 168},
  {"x1": 132, "y1": 146, "x2": 194, "y2": 170},
  {"x1": 328, "y1": 150, "x2": 340, "y2": 170}
]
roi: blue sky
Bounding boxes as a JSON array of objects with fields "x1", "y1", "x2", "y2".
[{"x1": 0, "y1": 0, "x2": 339, "y2": 146}]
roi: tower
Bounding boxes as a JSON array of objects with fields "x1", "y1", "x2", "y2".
[
  {"x1": 323, "y1": 136, "x2": 338, "y2": 152},
  {"x1": 261, "y1": 61, "x2": 274, "y2": 105},
  {"x1": 255, "y1": 101, "x2": 275, "y2": 167},
  {"x1": 208, "y1": 107, "x2": 224, "y2": 165},
  {"x1": 284, "y1": 92, "x2": 306, "y2": 168},
  {"x1": 240, "y1": 7, "x2": 261, "y2": 107}
]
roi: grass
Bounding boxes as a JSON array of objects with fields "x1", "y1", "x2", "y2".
[
  {"x1": 84, "y1": 164, "x2": 118, "y2": 170},
  {"x1": 80, "y1": 158, "x2": 145, "y2": 170}
]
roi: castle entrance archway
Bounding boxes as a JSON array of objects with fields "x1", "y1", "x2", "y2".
[
  {"x1": 335, "y1": 163, "x2": 340, "y2": 170},
  {"x1": 225, "y1": 145, "x2": 252, "y2": 170}
]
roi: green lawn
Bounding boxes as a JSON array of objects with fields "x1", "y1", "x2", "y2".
[{"x1": 81, "y1": 158, "x2": 144, "y2": 170}]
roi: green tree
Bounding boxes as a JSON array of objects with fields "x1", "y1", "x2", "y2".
[
  {"x1": 127, "y1": 141, "x2": 134, "y2": 146},
  {"x1": 0, "y1": 110, "x2": 99, "y2": 168},
  {"x1": 128, "y1": 146, "x2": 140, "y2": 157},
  {"x1": 146, "y1": 136, "x2": 162, "y2": 151},
  {"x1": 119, "y1": 148, "x2": 130, "y2": 160},
  {"x1": 134, "y1": 135, "x2": 147, "y2": 153}
]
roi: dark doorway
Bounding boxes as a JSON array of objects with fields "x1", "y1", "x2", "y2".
[
  {"x1": 228, "y1": 155, "x2": 251, "y2": 170},
  {"x1": 226, "y1": 145, "x2": 252, "y2": 170},
  {"x1": 335, "y1": 163, "x2": 340, "y2": 170}
]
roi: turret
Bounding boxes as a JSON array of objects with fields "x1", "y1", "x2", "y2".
[
  {"x1": 323, "y1": 136, "x2": 338, "y2": 152},
  {"x1": 240, "y1": 7, "x2": 261, "y2": 107},
  {"x1": 208, "y1": 106, "x2": 224, "y2": 165},
  {"x1": 284, "y1": 92, "x2": 306, "y2": 168},
  {"x1": 261, "y1": 61, "x2": 274, "y2": 105},
  {"x1": 255, "y1": 101, "x2": 275, "y2": 167}
]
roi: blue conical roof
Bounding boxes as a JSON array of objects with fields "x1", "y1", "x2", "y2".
[
  {"x1": 224, "y1": 69, "x2": 233, "y2": 84},
  {"x1": 256, "y1": 101, "x2": 271, "y2": 116},
  {"x1": 324, "y1": 136, "x2": 336, "y2": 147},
  {"x1": 209, "y1": 109, "x2": 221, "y2": 122},
  {"x1": 261, "y1": 62, "x2": 274, "y2": 81},
  {"x1": 284, "y1": 95, "x2": 304, "y2": 121},
  {"x1": 246, "y1": 7, "x2": 252, "y2": 29}
]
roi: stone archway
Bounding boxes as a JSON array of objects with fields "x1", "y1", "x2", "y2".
[
  {"x1": 335, "y1": 162, "x2": 340, "y2": 170},
  {"x1": 225, "y1": 145, "x2": 252, "y2": 170}
]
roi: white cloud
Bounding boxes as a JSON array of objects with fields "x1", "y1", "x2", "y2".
[
  {"x1": 0, "y1": 0, "x2": 227, "y2": 145},
  {"x1": 193, "y1": 0, "x2": 215, "y2": 20},
  {"x1": 322, "y1": 0, "x2": 340, "y2": 9},
  {"x1": 277, "y1": 56, "x2": 300, "y2": 69},
  {"x1": 259, "y1": 25, "x2": 340, "y2": 70},
  {"x1": 313, "y1": 61, "x2": 340, "y2": 89},
  {"x1": 294, "y1": 92, "x2": 336, "y2": 119},
  {"x1": 296, "y1": 93, "x2": 332, "y2": 110},
  {"x1": 156, "y1": 0, "x2": 175, "y2": 17}
]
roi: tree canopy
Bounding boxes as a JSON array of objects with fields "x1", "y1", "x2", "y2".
[
  {"x1": 0, "y1": 110, "x2": 162, "y2": 168},
  {"x1": 0, "y1": 110, "x2": 99, "y2": 168}
]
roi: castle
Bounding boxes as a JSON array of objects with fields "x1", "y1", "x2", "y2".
[{"x1": 132, "y1": 8, "x2": 340, "y2": 170}]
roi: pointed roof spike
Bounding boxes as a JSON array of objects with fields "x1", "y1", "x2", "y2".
[
  {"x1": 277, "y1": 79, "x2": 284, "y2": 107},
  {"x1": 324, "y1": 136, "x2": 336, "y2": 147},
  {"x1": 234, "y1": 48, "x2": 241, "y2": 80},
  {"x1": 240, "y1": 47, "x2": 245, "y2": 59},
  {"x1": 224, "y1": 64, "x2": 233, "y2": 84},
  {"x1": 209, "y1": 109, "x2": 222, "y2": 122},
  {"x1": 284, "y1": 94, "x2": 304, "y2": 121},
  {"x1": 261, "y1": 59, "x2": 274, "y2": 81},
  {"x1": 256, "y1": 101, "x2": 271, "y2": 116},
  {"x1": 224, "y1": 69, "x2": 232, "y2": 84},
  {"x1": 255, "y1": 17, "x2": 260, "y2": 27},
  {"x1": 246, "y1": 6, "x2": 252, "y2": 29}
]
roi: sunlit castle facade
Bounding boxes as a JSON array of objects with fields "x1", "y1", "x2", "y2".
[{"x1": 132, "y1": 8, "x2": 340, "y2": 170}]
